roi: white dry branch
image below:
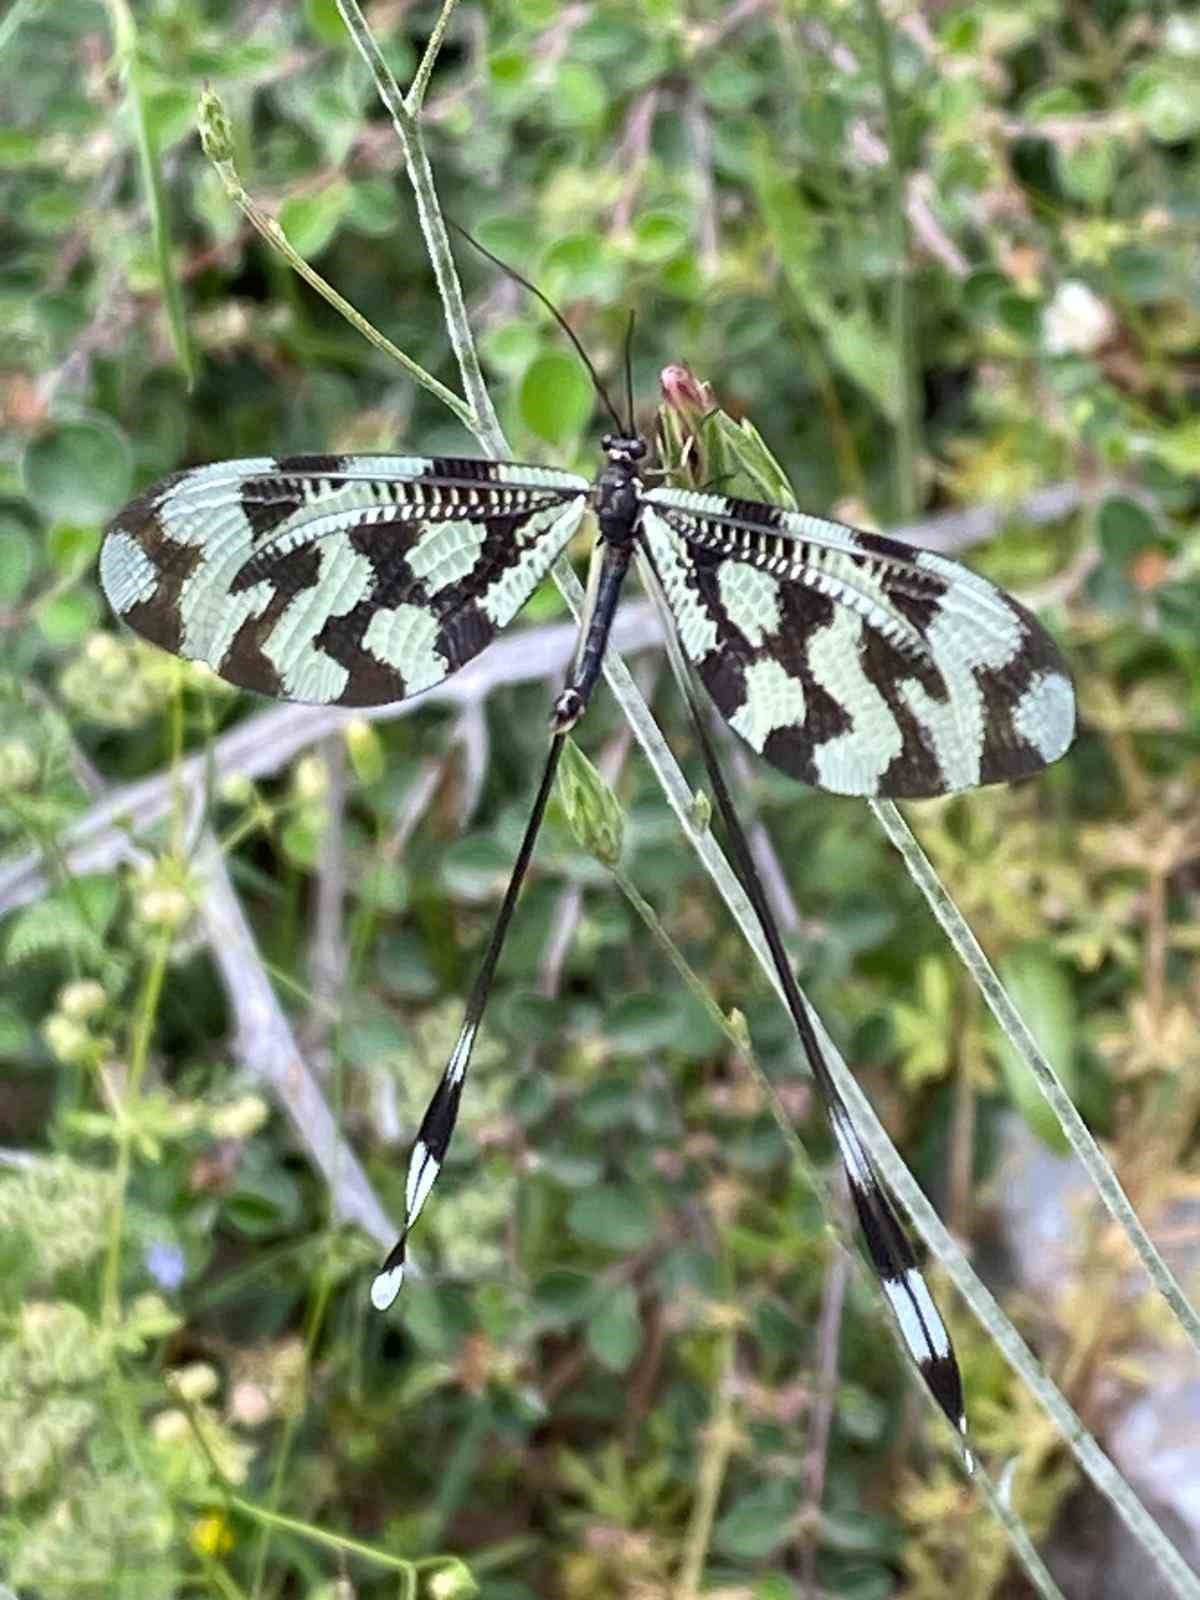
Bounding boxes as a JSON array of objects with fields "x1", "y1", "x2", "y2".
[{"x1": 193, "y1": 829, "x2": 397, "y2": 1253}]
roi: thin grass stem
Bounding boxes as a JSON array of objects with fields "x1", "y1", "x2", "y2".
[
  {"x1": 870, "y1": 796, "x2": 1200, "y2": 1357},
  {"x1": 861, "y1": 0, "x2": 918, "y2": 519},
  {"x1": 407, "y1": 0, "x2": 463, "y2": 115},
  {"x1": 101, "y1": 925, "x2": 172, "y2": 1329}
]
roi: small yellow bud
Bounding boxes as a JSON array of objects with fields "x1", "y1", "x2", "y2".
[
  {"x1": 173, "y1": 1361, "x2": 219, "y2": 1402},
  {"x1": 190, "y1": 1511, "x2": 235, "y2": 1557},
  {"x1": 293, "y1": 752, "x2": 328, "y2": 802},
  {"x1": 209, "y1": 1094, "x2": 269, "y2": 1141},
  {"x1": 42, "y1": 1014, "x2": 91, "y2": 1065},
  {"x1": 137, "y1": 885, "x2": 191, "y2": 928},
  {"x1": 59, "y1": 979, "x2": 107, "y2": 1020},
  {"x1": 0, "y1": 738, "x2": 38, "y2": 792},
  {"x1": 427, "y1": 1560, "x2": 479, "y2": 1599}
]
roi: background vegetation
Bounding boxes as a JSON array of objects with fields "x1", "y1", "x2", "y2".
[{"x1": 1, "y1": 0, "x2": 1198, "y2": 1595}]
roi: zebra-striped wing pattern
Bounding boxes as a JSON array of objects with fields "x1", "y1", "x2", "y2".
[
  {"x1": 639, "y1": 487, "x2": 1074, "y2": 799},
  {"x1": 100, "y1": 455, "x2": 589, "y2": 707}
]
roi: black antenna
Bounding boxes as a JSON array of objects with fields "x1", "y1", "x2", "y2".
[
  {"x1": 622, "y1": 310, "x2": 636, "y2": 436},
  {"x1": 447, "y1": 218, "x2": 626, "y2": 436}
]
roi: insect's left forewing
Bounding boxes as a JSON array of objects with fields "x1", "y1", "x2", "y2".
[
  {"x1": 101, "y1": 455, "x2": 589, "y2": 706},
  {"x1": 639, "y1": 487, "x2": 1075, "y2": 799}
]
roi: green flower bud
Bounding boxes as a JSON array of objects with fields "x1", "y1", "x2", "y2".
[
  {"x1": 197, "y1": 87, "x2": 235, "y2": 167},
  {"x1": 556, "y1": 738, "x2": 625, "y2": 869}
]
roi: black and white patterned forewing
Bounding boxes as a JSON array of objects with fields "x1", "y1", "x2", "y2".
[
  {"x1": 101, "y1": 456, "x2": 590, "y2": 706},
  {"x1": 639, "y1": 487, "x2": 1075, "y2": 799}
]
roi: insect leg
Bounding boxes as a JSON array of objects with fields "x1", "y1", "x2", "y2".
[{"x1": 370, "y1": 731, "x2": 568, "y2": 1310}]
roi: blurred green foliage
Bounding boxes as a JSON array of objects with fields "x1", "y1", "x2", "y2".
[{"x1": 2, "y1": 0, "x2": 1199, "y2": 1596}]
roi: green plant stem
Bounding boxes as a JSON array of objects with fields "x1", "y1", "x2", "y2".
[
  {"x1": 871, "y1": 796, "x2": 1200, "y2": 1357},
  {"x1": 335, "y1": 0, "x2": 504, "y2": 451},
  {"x1": 0, "y1": 0, "x2": 44, "y2": 55},
  {"x1": 675, "y1": 1324, "x2": 738, "y2": 1600},
  {"x1": 249, "y1": 1264, "x2": 336, "y2": 1598},
  {"x1": 101, "y1": 925, "x2": 172, "y2": 1329},
  {"x1": 407, "y1": 0, "x2": 463, "y2": 114},
  {"x1": 230, "y1": 1493, "x2": 417, "y2": 1572},
  {"x1": 202, "y1": 137, "x2": 474, "y2": 432},
  {"x1": 106, "y1": 0, "x2": 194, "y2": 381},
  {"x1": 862, "y1": 0, "x2": 917, "y2": 519}
]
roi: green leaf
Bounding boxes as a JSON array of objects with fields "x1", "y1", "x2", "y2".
[
  {"x1": 754, "y1": 1578, "x2": 799, "y2": 1600},
  {"x1": 989, "y1": 945, "x2": 1077, "y2": 1153},
  {"x1": 1055, "y1": 137, "x2": 1117, "y2": 204},
  {"x1": 346, "y1": 177, "x2": 400, "y2": 238},
  {"x1": 566, "y1": 1185, "x2": 654, "y2": 1252},
  {"x1": 4, "y1": 877, "x2": 120, "y2": 982},
  {"x1": 533, "y1": 1269, "x2": 598, "y2": 1327},
  {"x1": 0, "y1": 515, "x2": 34, "y2": 603},
  {"x1": 304, "y1": 0, "x2": 348, "y2": 45},
  {"x1": 423, "y1": 1558, "x2": 479, "y2": 1600},
  {"x1": 1097, "y1": 496, "x2": 1159, "y2": 563},
  {"x1": 517, "y1": 352, "x2": 593, "y2": 445},
  {"x1": 630, "y1": 211, "x2": 687, "y2": 263},
  {"x1": 22, "y1": 416, "x2": 132, "y2": 525},
  {"x1": 279, "y1": 182, "x2": 351, "y2": 257},
  {"x1": 1141, "y1": 418, "x2": 1200, "y2": 477},
  {"x1": 142, "y1": 88, "x2": 196, "y2": 152},
  {"x1": 714, "y1": 1483, "x2": 795, "y2": 1559},
  {"x1": 225, "y1": 1163, "x2": 303, "y2": 1236},
  {"x1": 1128, "y1": 65, "x2": 1200, "y2": 144},
  {"x1": 550, "y1": 62, "x2": 607, "y2": 127},
  {"x1": 47, "y1": 522, "x2": 100, "y2": 573},
  {"x1": 34, "y1": 589, "x2": 99, "y2": 647},
  {"x1": 586, "y1": 1283, "x2": 640, "y2": 1371},
  {"x1": 401, "y1": 1284, "x2": 473, "y2": 1353}
]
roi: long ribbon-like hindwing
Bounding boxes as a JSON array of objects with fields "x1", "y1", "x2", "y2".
[{"x1": 637, "y1": 540, "x2": 971, "y2": 1457}]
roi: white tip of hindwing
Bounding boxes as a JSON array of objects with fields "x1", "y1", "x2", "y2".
[{"x1": 370, "y1": 1261, "x2": 405, "y2": 1311}]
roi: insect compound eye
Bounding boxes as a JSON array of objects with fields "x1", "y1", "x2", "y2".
[{"x1": 600, "y1": 433, "x2": 615, "y2": 451}]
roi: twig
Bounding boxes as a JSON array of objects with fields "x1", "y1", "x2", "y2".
[
  {"x1": 611, "y1": 86, "x2": 661, "y2": 233},
  {"x1": 333, "y1": 0, "x2": 504, "y2": 450},
  {"x1": 407, "y1": 0, "x2": 462, "y2": 115},
  {"x1": 675, "y1": 1325, "x2": 740, "y2": 1600},
  {"x1": 690, "y1": 0, "x2": 773, "y2": 52},
  {"x1": 0, "y1": 606, "x2": 665, "y2": 919},
  {"x1": 302, "y1": 733, "x2": 349, "y2": 1069},
  {"x1": 862, "y1": 0, "x2": 917, "y2": 519},
  {"x1": 446, "y1": 701, "x2": 490, "y2": 832},
  {"x1": 799, "y1": 1246, "x2": 848, "y2": 1597},
  {"x1": 683, "y1": 87, "x2": 719, "y2": 276},
  {"x1": 906, "y1": 172, "x2": 969, "y2": 278},
  {"x1": 193, "y1": 830, "x2": 397, "y2": 1251}
]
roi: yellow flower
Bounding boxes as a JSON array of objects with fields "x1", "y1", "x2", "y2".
[{"x1": 190, "y1": 1512, "x2": 235, "y2": 1557}]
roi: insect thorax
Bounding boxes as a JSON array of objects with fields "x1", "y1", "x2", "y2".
[{"x1": 593, "y1": 438, "x2": 645, "y2": 545}]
